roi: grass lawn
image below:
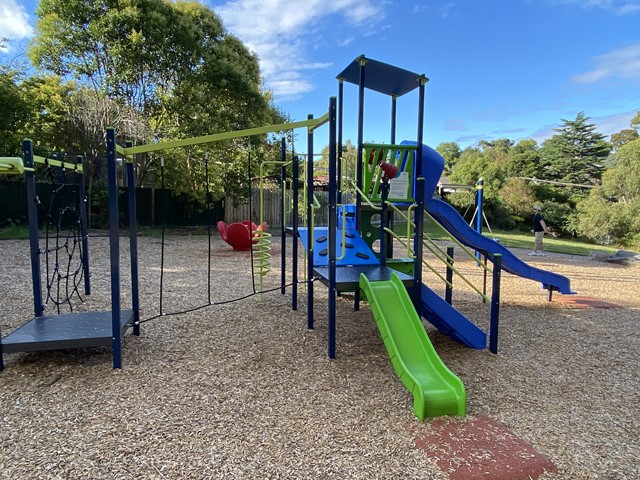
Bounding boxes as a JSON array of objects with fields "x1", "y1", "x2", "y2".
[
  {"x1": 0, "y1": 224, "x2": 30, "y2": 240},
  {"x1": 1, "y1": 223, "x2": 620, "y2": 257},
  {"x1": 416, "y1": 221, "x2": 619, "y2": 257}
]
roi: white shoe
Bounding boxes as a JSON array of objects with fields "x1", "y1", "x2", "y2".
[{"x1": 528, "y1": 251, "x2": 538, "y2": 256}]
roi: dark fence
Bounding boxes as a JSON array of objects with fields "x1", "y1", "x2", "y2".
[
  {"x1": 0, "y1": 180, "x2": 224, "y2": 229},
  {"x1": 2, "y1": 180, "x2": 375, "y2": 231}
]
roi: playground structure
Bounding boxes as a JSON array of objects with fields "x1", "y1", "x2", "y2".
[
  {"x1": 0, "y1": 55, "x2": 573, "y2": 420},
  {"x1": 0, "y1": 140, "x2": 140, "y2": 371},
  {"x1": 278, "y1": 56, "x2": 573, "y2": 419}
]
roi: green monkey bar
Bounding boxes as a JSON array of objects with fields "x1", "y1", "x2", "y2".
[{"x1": 116, "y1": 115, "x2": 329, "y2": 157}]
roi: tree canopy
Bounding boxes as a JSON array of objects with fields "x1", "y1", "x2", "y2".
[
  {"x1": 2, "y1": 2, "x2": 639, "y2": 246},
  {"x1": 539, "y1": 112, "x2": 610, "y2": 187},
  {"x1": 22, "y1": 0, "x2": 286, "y2": 211}
]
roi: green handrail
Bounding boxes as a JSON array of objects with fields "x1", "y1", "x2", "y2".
[
  {"x1": 348, "y1": 180, "x2": 382, "y2": 210},
  {"x1": 422, "y1": 238, "x2": 489, "y2": 301},
  {"x1": 382, "y1": 208, "x2": 490, "y2": 301},
  {"x1": 424, "y1": 210, "x2": 492, "y2": 274}
]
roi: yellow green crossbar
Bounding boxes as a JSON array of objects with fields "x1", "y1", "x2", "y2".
[
  {"x1": 117, "y1": 114, "x2": 329, "y2": 156},
  {"x1": 33, "y1": 155, "x2": 84, "y2": 173},
  {"x1": 0, "y1": 157, "x2": 32, "y2": 174},
  {"x1": 0, "y1": 156, "x2": 83, "y2": 174}
]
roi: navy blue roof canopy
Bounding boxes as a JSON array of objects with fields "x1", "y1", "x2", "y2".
[{"x1": 336, "y1": 55, "x2": 428, "y2": 97}]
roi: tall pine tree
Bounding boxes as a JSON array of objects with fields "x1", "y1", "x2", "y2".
[{"x1": 540, "y1": 112, "x2": 611, "y2": 188}]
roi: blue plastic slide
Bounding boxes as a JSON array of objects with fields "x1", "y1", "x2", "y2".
[
  {"x1": 426, "y1": 197, "x2": 573, "y2": 294},
  {"x1": 420, "y1": 283, "x2": 487, "y2": 349},
  {"x1": 412, "y1": 142, "x2": 573, "y2": 294}
]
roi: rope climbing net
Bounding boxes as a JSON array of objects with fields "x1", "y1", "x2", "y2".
[{"x1": 38, "y1": 156, "x2": 88, "y2": 314}]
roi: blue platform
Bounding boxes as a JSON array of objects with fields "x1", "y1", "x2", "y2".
[{"x1": 297, "y1": 227, "x2": 379, "y2": 267}]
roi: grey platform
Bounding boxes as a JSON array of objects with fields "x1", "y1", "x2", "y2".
[
  {"x1": 313, "y1": 265, "x2": 415, "y2": 291},
  {"x1": 1, "y1": 310, "x2": 133, "y2": 353}
]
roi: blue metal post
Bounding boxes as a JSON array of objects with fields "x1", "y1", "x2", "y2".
[
  {"x1": 328, "y1": 96, "x2": 337, "y2": 359},
  {"x1": 380, "y1": 179, "x2": 388, "y2": 267},
  {"x1": 388, "y1": 95, "x2": 398, "y2": 259},
  {"x1": 337, "y1": 78, "x2": 344, "y2": 205},
  {"x1": 489, "y1": 254, "x2": 502, "y2": 354},
  {"x1": 106, "y1": 128, "x2": 122, "y2": 369},
  {"x1": 23, "y1": 140, "x2": 44, "y2": 317},
  {"x1": 445, "y1": 246, "x2": 454, "y2": 305},
  {"x1": 475, "y1": 178, "x2": 484, "y2": 263},
  {"x1": 390, "y1": 95, "x2": 397, "y2": 144},
  {"x1": 355, "y1": 55, "x2": 366, "y2": 230},
  {"x1": 280, "y1": 137, "x2": 287, "y2": 295},
  {"x1": 475, "y1": 178, "x2": 484, "y2": 235},
  {"x1": 76, "y1": 155, "x2": 91, "y2": 296},
  {"x1": 412, "y1": 76, "x2": 428, "y2": 308},
  {"x1": 306, "y1": 115, "x2": 314, "y2": 329},
  {"x1": 292, "y1": 155, "x2": 299, "y2": 311},
  {"x1": 125, "y1": 141, "x2": 140, "y2": 337},
  {"x1": 354, "y1": 55, "x2": 367, "y2": 312}
]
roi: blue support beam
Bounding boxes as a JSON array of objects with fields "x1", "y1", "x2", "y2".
[
  {"x1": 106, "y1": 128, "x2": 123, "y2": 369},
  {"x1": 328, "y1": 96, "x2": 337, "y2": 359},
  {"x1": 280, "y1": 138, "x2": 287, "y2": 295},
  {"x1": 125, "y1": 141, "x2": 141, "y2": 337},
  {"x1": 23, "y1": 140, "x2": 44, "y2": 318},
  {"x1": 76, "y1": 155, "x2": 91, "y2": 296},
  {"x1": 489, "y1": 254, "x2": 502, "y2": 354},
  {"x1": 307, "y1": 116, "x2": 315, "y2": 330}
]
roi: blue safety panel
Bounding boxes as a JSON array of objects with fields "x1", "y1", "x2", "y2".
[{"x1": 297, "y1": 227, "x2": 380, "y2": 266}]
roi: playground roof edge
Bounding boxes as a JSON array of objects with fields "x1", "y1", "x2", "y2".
[{"x1": 336, "y1": 55, "x2": 428, "y2": 97}]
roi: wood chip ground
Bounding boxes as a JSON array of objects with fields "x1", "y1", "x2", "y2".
[{"x1": 1, "y1": 234, "x2": 638, "y2": 479}]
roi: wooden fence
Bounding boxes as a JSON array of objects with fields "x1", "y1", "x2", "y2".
[{"x1": 224, "y1": 190, "x2": 361, "y2": 229}]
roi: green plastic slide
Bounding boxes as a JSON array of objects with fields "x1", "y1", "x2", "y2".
[{"x1": 359, "y1": 273, "x2": 466, "y2": 419}]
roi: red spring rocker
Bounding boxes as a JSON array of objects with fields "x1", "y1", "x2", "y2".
[{"x1": 217, "y1": 220, "x2": 266, "y2": 251}]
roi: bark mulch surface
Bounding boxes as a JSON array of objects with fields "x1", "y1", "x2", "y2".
[{"x1": 1, "y1": 235, "x2": 638, "y2": 479}]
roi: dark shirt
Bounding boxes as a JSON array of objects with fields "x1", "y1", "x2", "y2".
[{"x1": 533, "y1": 212, "x2": 545, "y2": 232}]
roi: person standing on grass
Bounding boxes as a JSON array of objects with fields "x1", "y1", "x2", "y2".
[{"x1": 529, "y1": 205, "x2": 551, "y2": 256}]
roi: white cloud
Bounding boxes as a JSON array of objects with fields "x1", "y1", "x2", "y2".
[
  {"x1": 548, "y1": 0, "x2": 640, "y2": 15},
  {"x1": 527, "y1": 110, "x2": 639, "y2": 144},
  {"x1": 212, "y1": 0, "x2": 384, "y2": 99},
  {"x1": 445, "y1": 118, "x2": 468, "y2": 132},
  {"x1": 592, "y1": 110, "x2": 640, "y2": 137},
  {"x1": 412, "y1": 2, "x2": 456, "y2": 18},
  {"x1": 0, "y1": 0, "x2": 34, "y2": 53},
  {"x1": 572, "y1": 44, "x2": 640, "y2": 83}
]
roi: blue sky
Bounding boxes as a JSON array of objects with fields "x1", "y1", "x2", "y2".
[{"x1": 2, "y1": 0, "x2": 640, "y2": 153}]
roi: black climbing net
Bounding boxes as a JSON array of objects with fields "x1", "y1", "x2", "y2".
[{"x1": 37, "y1": 157, "x2": 88, "y2": 314}]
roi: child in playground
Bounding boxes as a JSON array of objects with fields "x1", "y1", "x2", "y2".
[{"x1": 529, "y1": 205, "x2": 551, "y2": 256}]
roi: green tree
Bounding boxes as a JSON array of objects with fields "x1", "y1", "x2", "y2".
[
  {"x1": 602, "y1": 138, "x2": 640, "y2": 201},
  {"x1": 540, "y1": 112, "x2": 611, "y2": 188},
  {"x1": 28, "y1": 0, "x2": 281, "y2": 204},
  {"x1": 610, "y1": 129, "x2": 638, "y2": 152},
  {"x1": 20, "y1": 74, "x2": 78, "y2": 153},
  {"x1": 450, "y1": 144, "x2": 506, "y2": 199},
  {"x1": 0, "y1": 67, "x2": 30, "y2": 156},
  {"x1": 318, "y1": 140, "x2": 356, "y2": 175},
  {"x1": 0, "y1": 67, "x2": 80, "y2": 156},
  {"x1": 499, "y1": 178, "x2": 536, "y2": 221},
  {"x1": 572, "y1": 138, "x2": 640, "y2": 247},
  {"x1": 435, "y1": 141, "x2": 461, "y2": 174},
  {"x1": 503, "y1": 139, "x2": 542, "y2": 179}
]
